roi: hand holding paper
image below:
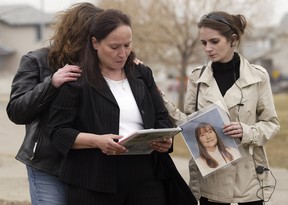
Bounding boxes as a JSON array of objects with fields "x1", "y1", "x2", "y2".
[
  {"x1": 150, "y1": 137, "x2": 173, "y2": 153},
  {"x1": 118, "y1": 128, "x2": 181, "y2": 155}
]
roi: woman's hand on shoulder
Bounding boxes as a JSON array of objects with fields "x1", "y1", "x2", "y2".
[
  {"x1": 133, "y1": 58, "x2": 143, "y2": 65},
  {"x1": 52, "y1": 64, "x2": 82, "y2": 88}
]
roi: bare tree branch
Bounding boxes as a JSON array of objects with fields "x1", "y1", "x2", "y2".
[{"x1": 97, "y1": 0, "x2": 273, "y2": 110}]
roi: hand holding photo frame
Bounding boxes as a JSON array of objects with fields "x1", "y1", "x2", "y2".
[{"x1": 179, "y1": 104, "x2": 242, "y2": 177}]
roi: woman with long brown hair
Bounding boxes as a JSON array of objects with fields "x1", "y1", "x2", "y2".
[{"x1": 6, "y1": 3, "x2": 103, "y2": 204}]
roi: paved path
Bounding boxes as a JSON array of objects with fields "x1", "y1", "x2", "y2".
[{"x1": 0, "y1": 74, "x2": 287, "y2": 204}]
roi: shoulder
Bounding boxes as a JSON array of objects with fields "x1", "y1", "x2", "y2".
[
  {"x1": 25, "y1": 47, "x2": 49, "y2": 59},
  {"x1": 240, "y1": 53, "x2": 269, "y2": 80},
  {"x1": 135, "y1": 63, "x2": 153, "y2": 75},
  {"x1": 191, "y1": 65, "x2": 205, "y2": 74},
  {"x1": 195, "y1": 157, "x2": 211, "y2": 174},
  {"x1": 16, "y1": 47, "x2": 49, "y2": 73},
  {"x1": 250, "y1": 64, "x2": 270, "y2": 81},
  {"x1": 226, "y1": 147, "x2": 241, "y2": 159},
  {"x1": 62, "y1": 80, "x2": 82, "y2": 95},
  {"x1": 250, "y1": 64, "x2": 268, "y2": 74},
  {"x1": 23, "y1": 47, "x2": 49, "y2": 67},
  {"x1": 131, "y1": 63, "x2": 154, "y2": 81},
  {"x1": 188, "y1": 65, "x2": 206, "y2": 80}
]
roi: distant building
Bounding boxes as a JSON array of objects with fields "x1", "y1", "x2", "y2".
[
  {"x1": 242, "y1": 13, "x2": 288, "y2": 79},
  {"x1": 0, "y1": 5, "x2": 54, "y2": 74},
  {"x1": 280, "y1": 13, "x2": 288, "y2": 29}
]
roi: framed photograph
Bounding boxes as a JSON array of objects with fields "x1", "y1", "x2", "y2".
[
  {"x1": 179, "y1": 104, "x2": 241, "y2": 177},
  {"x1": 118, "y1": 127, "x2": 182, "y2": 155}
]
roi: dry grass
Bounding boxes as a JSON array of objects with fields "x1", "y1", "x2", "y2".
[
  {"x1": 171, "y1": 93, "x2": 288, "y2": 169},
  {"x1": 265, "y1": 93, "x2": 288, "y2": 169}
]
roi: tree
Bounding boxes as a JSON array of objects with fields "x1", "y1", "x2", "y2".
[{"x1": 97, "y1": 0, "x2": 273, "y2": 111}]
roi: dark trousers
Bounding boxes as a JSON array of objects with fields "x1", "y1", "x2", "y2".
[
  {"x1": 68, "y1": 179, "x2": 166, "y2": 205},
  {"x1": 67, "y1": 155, "x2": 167, "y2": 205},
  {"x1": 200, "y1": 197, "x2": 263, "y2": 205}
]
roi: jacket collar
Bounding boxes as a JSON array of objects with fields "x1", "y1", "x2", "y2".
[
  {"x1": 197, "y1": 52, "x2": 262, "y2": 88},
  {"x1": 196, "y1": 52, "x2": 264, "y2": 114}
]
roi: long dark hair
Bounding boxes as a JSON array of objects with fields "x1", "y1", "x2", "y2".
[
  {"x1": 195, "y1": 123, "x2": 233, "y2": 168},
  {"x1": 81, "y1": 9, "x2": 136, "y2": 89}
]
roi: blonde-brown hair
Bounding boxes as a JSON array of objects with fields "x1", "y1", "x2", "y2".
[{"x1": 48, "y1": 3, "x2": 103, "y2": 71}]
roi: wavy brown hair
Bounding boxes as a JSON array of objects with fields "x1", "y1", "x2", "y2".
[{"x1": 48, "y1": 3, "x2": 103, "y2": 72}]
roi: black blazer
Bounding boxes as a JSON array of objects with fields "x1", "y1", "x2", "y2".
[
  {"x1": 49, "y1": 64, "x2": 197, "y2": 204},
  {"x1": 49, "y1": 64, "x2": 172, "y2": 191}
]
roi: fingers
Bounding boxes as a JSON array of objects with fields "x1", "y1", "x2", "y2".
[
  {"x1": 102, "y1": 135, "x2": 127, "y2": 155},
  {"x1": 60, "y1": 64, "x2": 82, "y2": 78},
  {"x1": 223, "y1": 122, "x2": 243, "y2": 137},
  {"x1": 62, "y1": 64, "x2": 82, "y2": 73},
  {"x1": 133, "y1": 58, "x2": 143, "y2": 65},
  {"x1": 151, "y1": 138, "x2": 172, "y2": 152},
  {"x1": 106, "y1": 150, "x2": 117, "y2": 155},
  {"x1": 103, "y1": 148, "x2": 124, "y2": 155},
  {"x1": 52, "y1": 64, "x2": 82, "y2": 87}
]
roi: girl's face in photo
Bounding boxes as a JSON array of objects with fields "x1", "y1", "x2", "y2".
[
  {"x1": 199, "y1": 27, "x2": 233, "y2": 63},
  {"x1": 198, "y1": 126, "x2": 218, "y2": 151}
]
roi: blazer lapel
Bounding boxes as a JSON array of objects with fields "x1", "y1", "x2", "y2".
[
  {"x1": 199, "y1": 67, "x2": 231, "y2": 116},
  {"x1": 93, "y1": 77, "x2": 118, "y2": 105},
  {"x1": 88, "y1": 66, "x2": 146, "y2": 106},
  {"x1": 128, "y1": 68, "x2": 145, "y2": 107}
]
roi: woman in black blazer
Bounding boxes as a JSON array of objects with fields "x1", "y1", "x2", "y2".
[{"x1": 49, "y1": 9, "x2": 197, "y2": 205}]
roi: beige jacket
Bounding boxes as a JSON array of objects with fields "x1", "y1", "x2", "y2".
[{"x1": 181, "y1": 53, "x2": 280, "y2": 203}]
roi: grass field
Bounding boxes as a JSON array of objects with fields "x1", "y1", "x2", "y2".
[
  {"x1": 171, "y1": 93, "x2": 288, "y2": 169},
  {"x1": 265, "y1": 93, "x2": 288, "y2": 169}
]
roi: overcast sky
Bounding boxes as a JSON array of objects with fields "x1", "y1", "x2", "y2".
[{"x1": 0, "y1": 0, "x2": 287, "y2": 25}]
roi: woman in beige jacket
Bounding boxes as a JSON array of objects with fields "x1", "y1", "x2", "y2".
[
  {"x1": 163, "y1": 11, "x2": 280, "y2": 205},
  {"x1": 184, "y1": 12, "x2": 280, "y2": 205}
]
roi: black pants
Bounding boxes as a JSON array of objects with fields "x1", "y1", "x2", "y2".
[
  {"x1": 68, "y1": 155, "x2": 166, "y2": 205},
  {"x1": 68, "y1": 179, "x2": 166, "y2": 205},
  {"x1": 200, "y1": 197, "x2": 263, "y2": 205}
]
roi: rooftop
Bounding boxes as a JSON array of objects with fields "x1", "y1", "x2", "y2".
[{"x1": 0, "y1": 5, "x2": 53, "y2": 26}]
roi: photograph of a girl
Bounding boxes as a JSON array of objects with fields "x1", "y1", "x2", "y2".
[
  {"x1": 180, "y1": 105, "x2": 241, "y2": 177},
  {"x1": 194, "y1": 123, "x2": 241, "y2": 176}
]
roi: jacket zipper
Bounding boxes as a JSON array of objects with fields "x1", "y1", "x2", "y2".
[{"x1": 30, "y1": 141, "x2": 38, "y2": 160}]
